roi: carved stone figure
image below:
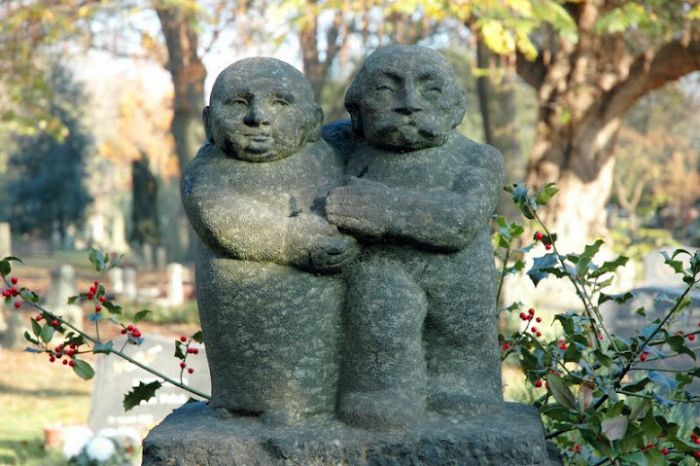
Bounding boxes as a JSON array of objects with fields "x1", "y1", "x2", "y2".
[
  {"x1": 181, "y1": 57, "x2": 357, "y2": 424},
  {"x1": 323, "y1": 45, "x2": 505, "y2": 430}
]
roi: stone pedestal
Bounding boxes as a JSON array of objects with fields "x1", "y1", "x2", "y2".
[{"x1": 143, "y1": 402, "x2": 557, "y2": 466}]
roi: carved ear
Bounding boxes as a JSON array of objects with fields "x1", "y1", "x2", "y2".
[
  {"x1": 449, "y1": 90, "x2": 468, "y2": 129},
  {"x1": 203, "y1": 106, "x2": 213, "y2": 142},
  {"x1": 346, "y1": 104, "x2": 363, "y2": 135},
  {"x1": 307, "y1": 105, "x2": 323, "y2": 142}
]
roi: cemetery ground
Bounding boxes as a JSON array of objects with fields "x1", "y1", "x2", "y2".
[{"x1": 0, "y1": 253, "x2": 199, "y2": 465}]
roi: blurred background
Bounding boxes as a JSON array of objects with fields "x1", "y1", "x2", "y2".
[{"x1": 0, "y1": 0, "x2": 698, "y2": 464}]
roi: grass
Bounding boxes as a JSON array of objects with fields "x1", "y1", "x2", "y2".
[{"x1": 0, "y1": 349, "x2": 93, "y2": 465}]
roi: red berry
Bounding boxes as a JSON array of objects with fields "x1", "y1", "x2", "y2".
[
  {"x1": 193, "y1": 348, "x2": 199, "y2": 355},
  {"x1": 70, "y1": 344, "x2": 76, "y2": 350},
  {"x1": 689, "y1": 334, "x2": 696, "y2": 341},
  {"x1": 536, "y1": 331, "x2": 542, "y2": 337},
  {"x1": 180, "y1": 362, "x2": 186, "y2": 369},
  {"x1": 545, "y1": 243, "x2": 552, "y2": 250},
  {"x1": 1, "y1": 289, "x2": 8, "y2": 297},
  {"x1": 10, "y1": 287, "x2": 18, "y2": 296},
  {"x1": 694, "y1": 437, "x2": 700, "y2": 445},
  {"x1": 691, "y1": 433, "x2": 697, "y2": 441},
  {"x1": 180, "y1": 336, "x2": 187, "y2": 343},
  {"x1": 13, "y1": 301, "x2": 21, "y2": 309},
  {"x1": 10, "y1": 277, "x2": 18, "y2": 284},
  {"x1": 534, "y1": 232, "x2": 544, "y2": 241},
  {"x1": 534, "y1": 379, "x2": 543, "y2": 388},
  {"x1": 559, "y1": 343, "x2": 567, "y2": 350},
  {"x1": 528, "y1": 308, "x2": 535, "y2": 315},
  {"x1": 661, "y1": 448, "x2": 669, "y2": 456},
  {"x1": 694, "y1": 451, "x2": 700, "y2": 458},
  {"x1": 62, "y1": 359, "x2": 68, "y2": 365},
  {"x1": 127, "y1": 325, "x2": 134, "y2": 331},
  {"x1": 35, "y1": 315, "x2": 42, "y2": 321},
  {"x1": 87, "y1": 292, "x2": 94, "y2": 300},
  {"x1": 99, "y1": 296, "x2": 106, "y2": 303},
  {"x1": 531, "y1": 327, "x2": 538, "y2": 333},
  {"x1": 519, "y1": 312, "x2": 527, "y2": 320},
  {"x1": 49, "y1": 356, "x2": 56, "y2": 363},
  {"x1": 95, "y1": 305, "x2": 102, "y2": 313},
  {"x1": 94, "y1": 280, "x2": 99, "y2": 287},
  {"x1": 187, "y1": 368, "x2": 194, "y2": 374},
  {"x1": 536, "y1": 317, "x2": 542, "y2": 323},
  {"x1": 131, "y1": 329, "x2": 141, "y2": 338},
  {"x1": 69, "y1": 360, "x2": 76, "y2": 367},
  {"x1": 640, "y1": 352, "x2": 649, "y2": 362},
  {"x1": 121, "y1": 329, "x2": 127, "y2": 334},
  {"x1": 502, "y1": 342, "x2": 511, "y2": 351},
  {"x1": 51, "y1": 319, "x2": 59, "y2": 327}
]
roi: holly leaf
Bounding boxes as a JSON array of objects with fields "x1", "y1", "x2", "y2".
[
  {"x1": 40, "y1": 325, "x2": 55, "y2": 343},
  {"x1": 103, "y1": 301, "x2": 122, "y2": 315},
  {"x1": 667, "y1": 335, "x2": 696, "y2": 360},
  {"x1": 174, "y1": 341, "x2": 186, "y2": 359},
  {"x1": 528, "y1": 253, "x2": 564, "y2": 286},
  {"x1": 601, "y1": 415, "x2": 628, "y2": 441},
  {"x1": 94, "y1": 341, "x2": 113, "y2": 355},
  {"x1": 88, "y1": 248, "x2": 108, "y2": 272},
  {"x1": 546, "y1": 373, "x2": 577, "y2": 411},
  {"x1": 598, "y1": 291, "x2": 635, "y2": 305},
  {"x1": 133, "y1": 310, "x2": 151, "y2": 323},
  {"x1": 192, "y1": 330, "x2": 204, "y2": 344},
  {"x1": 123, "y1": 381, "x2": 162, "y2": 411},
  {"x1": 67, "y1": 295, "x2": 79, "y2": 305},
  {"x1": 534, "y1": 183, "x2": 559, "y2": 206},
  {"x1": 72, "y1": 359, "x2": 95, "y2": 380}
]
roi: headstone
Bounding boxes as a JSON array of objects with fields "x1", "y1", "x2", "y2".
[
  {"x1": 155, "y1": 247, "x2": 167, "y2": 270},
  {"x1": 50, "y1": 224, "x2": 62, "y2": 251},
  {"x1": 0, "y1": 311, "x2": 30, "y2": 349},
  {"x1": 88, "y1": 334, "x2": 210, "y2": 434},
  {"x1": 45, "y1": 264, "x2": 83, "y2": 331},
  {"x1": 123, "y1": 268, "x2": 137, "y2": 301},
  {"x1": 144, "y1": 48, "x2": 553, "y2": 466},
  {"x1": 108, "y1": 267, "x2": 125, "y2": 295},
  {"x1": 165, "y1": 263, "x2": 184, "y2": 307},
  {"x1": 141, "y1": 243, "x2": 154, "y2": 270},
  {"x1": 110, "y1": 213, "x2": 130, "y2": 253},
  {"x1": 89, "y1": 212, "x2": 106, "y2": 247},
  {"x1": 0, "y1": 222, "x2": 11, "y2": 258}
]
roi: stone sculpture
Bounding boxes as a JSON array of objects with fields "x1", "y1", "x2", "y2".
[
  {"x1": 180, "y1": 57, "x2": 358, "y2": 424},
  {"x1": 144, "y1": 48, "x2": 554, "y2": 466},
  {"x1": 323, "y1": 45, "x2": 505, "y2": 430}
]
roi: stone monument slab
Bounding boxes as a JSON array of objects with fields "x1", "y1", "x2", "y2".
[{"x1": 89, "y1": 334, "x2": 210, "y2": 433}]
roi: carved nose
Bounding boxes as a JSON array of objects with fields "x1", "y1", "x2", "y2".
[
  {"x1": 244, "y1": 106, "x2": 271, "y2": 126},
  {"x1": 394, "y1": 87, "x2": 423, "y2": 115}
]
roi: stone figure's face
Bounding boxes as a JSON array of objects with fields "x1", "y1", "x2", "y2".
[
  {"x1": 205, "y1": 58, "x2": 321, "y2": 162},
  {"x1": 346, "y1": 46, "x2": 466, "y2": 152}
]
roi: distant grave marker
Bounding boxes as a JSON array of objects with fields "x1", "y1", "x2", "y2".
[
  {"x1": 88, "y1": 334, "x2": 210, "y2": 433},
  {"x1": 0, "y1": 222, "x2": 11, "y2": 258}
]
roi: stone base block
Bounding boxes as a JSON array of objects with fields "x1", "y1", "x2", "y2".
[{"x1": 143, "y1": 401, "x2": 558, "y2": 466}]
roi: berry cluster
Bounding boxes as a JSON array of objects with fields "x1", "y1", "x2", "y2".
[
  {"x1": 120, "y1": 324, "x2": 142, "y2": 340},
  {"x1": 2, "y1": 276, "x2": 21, "y2": 308},
  {"x1": 533, "y1": 231, "x2": 553, "y2": 250},
  {"x1": 518, "y1": 308, "x2": 543, "y2": 337},
  {"x1": 176, "y1": 335, "x2": 201, "y2": 375},
  {"x1": 48, "y1": 342, "x2": 81, "y2": 367}
]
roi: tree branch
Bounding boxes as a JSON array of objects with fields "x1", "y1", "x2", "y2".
[{"x1": 599, "y1": 39, "x2": 700, "y2": 122}]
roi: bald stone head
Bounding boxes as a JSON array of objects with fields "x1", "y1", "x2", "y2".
[
  {"x1": 204, "y1": 57, "x2": 323, "y2": 162},
  {"x1": 345, "y1": 45, "x2": 467, "y2": 152}
]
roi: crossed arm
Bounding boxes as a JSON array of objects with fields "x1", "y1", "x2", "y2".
[
  {"x1": 324, "y1": 144, "x2": 504, "y2": 251},
  {"x1": 181, "y1": 150, "x2": 357, "y2": 272}
]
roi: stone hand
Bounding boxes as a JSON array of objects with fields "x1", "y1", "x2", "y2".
[
  {"x1": 309, "y1": 235, "x2": 359, "y2": 273},
  {"x1": 325, "y1": 178, "x2": 391, "y2": 238}
]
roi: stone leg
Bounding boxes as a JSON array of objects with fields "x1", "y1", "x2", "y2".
[
  {"x1": 423, "y1": 233, "x2": 503, "y2": 417},
  {"x1": 338, "y1": 256, "x2": 428, "y2": 431}
]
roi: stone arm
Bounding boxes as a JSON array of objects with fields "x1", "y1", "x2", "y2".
[
  {"x1": 181, "y1": 151, "x2": 357, "y2": 273},
  {"x1": 325, "y1": 144, "x2": 504, "y2": 252}
]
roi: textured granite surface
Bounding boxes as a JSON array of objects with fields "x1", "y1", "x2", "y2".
[{"x1": 142, "y1": 401, "x2": 556, "y2": 466}]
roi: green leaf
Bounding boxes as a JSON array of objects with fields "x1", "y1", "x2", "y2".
[
  {"x1": 546, "y1": 373, "x2": 577, "y2": 412},
  {"x1": 72, "y1": 359, "x2": 95, "y2": 380},
  {"x1": 133, "y1": 310, "x2": 151, "y2": 323},
  {"x1": 174, "y1": 341, "x2": 186, "y2": 359},
  {"x1": 640, "y1": 408, "x2": 662, "y2": 440},
  {"x1": 23, "y1": 330, "x2": 39, "y2": 345},
  {"x1": 598, "y1": 291, "x2": 635, "y2": 305},
  {"x1": 192, "y1": 330, "x2": 203, "y2": 344},
  {"x1": 0, "y1": 260, "x2": 9, "y2": 277},
  {"x1": 622, "y1": 378, "x2": 651, "y2": 394},
  {"x1": 67, "y1": 295, "x2": 79, "y2": 305},
  {"x1": 541, "y1": 403, "x2": 579, "y2": 423},
  {"x1": 601, "y1": 415, "x2": 628, "y2": 441},
  {"x1": 103, "y1": 301, "x2": 122, "y2": 315},
  {"x1": 667, "y1": 335, "x2": 696, "y2": 360},
  {"x1": 94, "y1": 341, "x2": 113, "y2": 354},
  {"x1": 534, "y1": 183, "x2": 559, "y2": 206},
  {"x1": 40, "y1": 324, "x2": 55, "y2": 343},
  {"x1": 31, "y1": 318, "x2": 41, "y2": 336},
  {"x1": 20, "y1": 289, "x2": 38, "y2": 303},
  {"x1": 508, "y1": 183, "x2": 535, "y2": 219},
  {"x1": 123, "y1": 381, "x2": 162, "y2": 411},
  {"x1": 590, "y1": 255, "x2": 629, "y2": 279},
  {"x1": 527, "y1": 253, "x2": 564, "y2": 286},
  {"x1": 575, "y1": 239, "x2": 604, "y2": 277},
  {"x1": 629, "y1": 398, "x2": 651, "y2": 421},
  {"x1": 88, "y1": 248, "x2": 108, "y2": 272}
]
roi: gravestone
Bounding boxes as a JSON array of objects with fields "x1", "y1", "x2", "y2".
[
  {"x1": 141, "y1": 243, "x2": 154, "y2": 270},
  {"x1": 143, "y1": 48, "x2": 554, "y2": 465},
  {"x1": 123, "y1": 268, "x2": 137, "y2": 301},
  {"x1": 89, "y1": 334, "x2": 210, "y2": 433},
  {"x1": 166, "y1": 263, "x2": 184, "y2": 306},
  {"x1": 155, "y1": 247, "x2": 167, "y2": 271},
  {"x1": 45, "y1": 264, "x2": 83, "y2": 331},
  {"x1": 0, "y1": 222, "x2": 11, "y2": 258},
  {"x1": 108, "y1": 267, "x2": 125, "y2": 295}
]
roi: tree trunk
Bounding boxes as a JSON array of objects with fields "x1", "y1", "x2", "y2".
[
  {"x1": 476, "y1": 39, "x2": 524, "y2": 219},
  {"x1": 515, "y1": 1, "x2": 700, "y2": 251},
  {"x1": 155, "y1": 4, "x2": 207, "y2": 260}
]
